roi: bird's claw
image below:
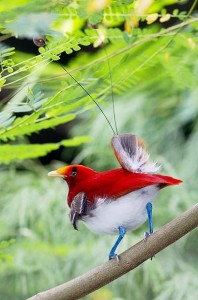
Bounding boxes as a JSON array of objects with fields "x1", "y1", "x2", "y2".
[
  {"x1": 144, "y1": 231, "x2": 152, "y2": 240},
  {"x1": 109, "y1": 253, "x2": 119, "y2": 261}
]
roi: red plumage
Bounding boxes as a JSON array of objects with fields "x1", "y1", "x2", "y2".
[{"x1": 65, "y1": 166, "x2": 182, "y2": 206}]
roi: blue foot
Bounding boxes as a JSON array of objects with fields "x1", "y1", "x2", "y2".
[
  {"x1": 145, "y1": 202, "x2": 155, "y2": 260},
  {"x1": 109, "y1": 226, "x2": 126, "y2": 260},
  {"x1": 146, "y1": 202, "x2": 153, "y2": 235}
]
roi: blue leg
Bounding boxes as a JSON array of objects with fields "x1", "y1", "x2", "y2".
[
  {"x1": 109, "y1": 226, "x2": 126, "y2": 260},
  {"x1": 145, "y1": 202, "x2": 153, "y2": 238}
]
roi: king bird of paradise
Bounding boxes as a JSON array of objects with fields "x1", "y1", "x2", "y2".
[{"x1": 48, "y1": 133, "x2": 182, "y2": 260}]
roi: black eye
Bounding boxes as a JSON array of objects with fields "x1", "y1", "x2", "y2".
[{"x1": 71, "y1": 166, "x2": 77, "y2": 176}]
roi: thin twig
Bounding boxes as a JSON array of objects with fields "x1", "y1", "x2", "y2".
[{"x1": 27, "y1": 203, "x2": 198, "y2": 300}]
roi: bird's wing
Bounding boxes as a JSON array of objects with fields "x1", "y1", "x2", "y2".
[
  {"x1": 69, "y1": 192, "x2": 87, "y2": 230},
  {"x1": 111, "y1": 134, "x2": 159, "y2": 173}
]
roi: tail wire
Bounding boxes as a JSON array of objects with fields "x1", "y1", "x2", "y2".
[{"x1": 61, "y1": 28, "x2": 118, "y2": 136}]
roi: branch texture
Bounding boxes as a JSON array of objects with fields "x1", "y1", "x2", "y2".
[{"x1": 27, "y1": 203, "x2": 198, "y2": 300}]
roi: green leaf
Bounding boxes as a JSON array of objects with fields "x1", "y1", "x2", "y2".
[
  {"x1": 72, "y1": 45, "x2": 81, "y2": 51},
  {"x1": 0, "y1": 46, "x2": 15, "y2": 59},
  {"x1": 60, "y1": 135, "x2": 91, "y2": 147},
  {"x1": 88, "y1": 12, "x2": 103, "y2": 25},
  {"x1": 173, "y1": 9, "x2": 179, "y2": 16},
  {"x1": 0, "y1": 114, "x2": 16, "y2": 128},
  {"x1": 0, "y1": 143, "x2": 60, "y2": 163},
  {"x1": 0, "y1": 114, "x2": 75, "y2": 141},
  {"x1": 65, "y1": 48, "x2": 73, "y2": 54},
  {"x1": 0, "y1": 136, "x2": 90, "y2": 163},
  {"x1": 38, "y1": 47, "x2": 45, "y2": 54},
  {"x1": 0, "y1": 77, "x2": 6, "y2": 88},
  {"x1": 7, "y1": 67, "x2": 13, "y2": 73}
]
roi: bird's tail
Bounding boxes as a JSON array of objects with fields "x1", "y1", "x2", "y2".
[{"x1": 111, "y1": 134, "x2": 160, "y2": 174}]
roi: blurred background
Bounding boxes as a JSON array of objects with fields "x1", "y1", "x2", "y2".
[{"x1": 0, "y1": 1, "x2": 198, "y2": 299}]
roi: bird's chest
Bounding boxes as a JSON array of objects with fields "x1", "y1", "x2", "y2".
[{"x1": 82, "y1": 185, "x2": 159, "y2": 235}]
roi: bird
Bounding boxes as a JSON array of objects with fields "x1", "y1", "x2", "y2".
[{"x1": 48, "y1": 133, "x2": 182, "y2": 260}]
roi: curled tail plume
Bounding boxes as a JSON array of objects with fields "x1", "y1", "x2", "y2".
[{"x1": 111, "y1": 134, "x2": 160, "y2": 173}]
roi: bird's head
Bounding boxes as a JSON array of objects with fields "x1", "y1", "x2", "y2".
[{"x1": 48, "y1": 164, "x2": 95, "y2": 186}]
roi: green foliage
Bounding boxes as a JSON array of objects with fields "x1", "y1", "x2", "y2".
[
  {"x1": 0, "y1": 113, "x2": 75, "y2": 141},
  {"x1": 0, "y1": 239, "x2": 15, "y2": 265},
  {"x1": 2, "y1": 21, "x2": 198, "y2": 161},
  {"x1": 0, "y1": 136, "x2": 90, "y2": 163}
]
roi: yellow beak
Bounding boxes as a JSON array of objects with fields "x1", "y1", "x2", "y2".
[
  {"x1": 48, "y1": 166, "x2": 68, "y2": 178},
  {"x1": 48, "y1": 170, "x2": 65, "y2": 178}
]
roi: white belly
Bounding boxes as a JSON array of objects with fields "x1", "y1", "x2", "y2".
[{"x1": 82, "y1": 185, "x2": 159, "y2": 235}]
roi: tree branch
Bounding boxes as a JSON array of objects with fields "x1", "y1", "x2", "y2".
[{"x1": 27, "y1": 203, "x2": 198, "y2": 300}]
